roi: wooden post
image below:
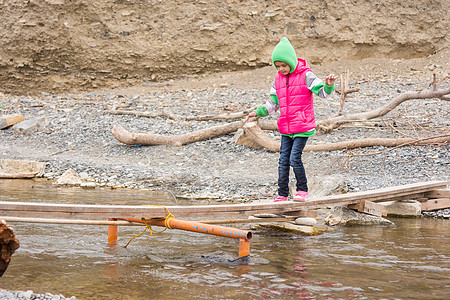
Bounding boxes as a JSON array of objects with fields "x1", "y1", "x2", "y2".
[
  {"x1": 421, "y1": 198, "x2": 450, "y2": 211},
  {"x1": 108, "y1": 218, "x2": 118, "y2": 245},
  {"x1": 348, "y1": 200, "x2": 387, "y2": 217}
]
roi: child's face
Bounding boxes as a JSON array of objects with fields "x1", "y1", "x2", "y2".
[{"x1": 274, "y1": 61, "x2": 291, "y2": 76}]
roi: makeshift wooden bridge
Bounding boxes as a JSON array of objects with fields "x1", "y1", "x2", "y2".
[{"x1": 1, "y1": 180, "x2": 449, "y2": 258}]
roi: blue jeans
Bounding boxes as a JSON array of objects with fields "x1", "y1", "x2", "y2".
[{"x1": 278, "y1": 135, "x2": 308, "y2": 197}]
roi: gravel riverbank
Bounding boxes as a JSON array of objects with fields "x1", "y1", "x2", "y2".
[
  {"x1": 1, "y1": 57, "x2": 449, "y2": 201},
  {"x1": 0, "y1": 290, "x2": 78, "y2": 300}
]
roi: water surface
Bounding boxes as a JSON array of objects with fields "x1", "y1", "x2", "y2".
[{"x1": 1, "y1": 179, "x2": 449, "y2": 299}]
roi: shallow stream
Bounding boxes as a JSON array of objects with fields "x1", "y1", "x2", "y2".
[{"x1": 1, "y1": 179, "x2": 449, "y2": 299}]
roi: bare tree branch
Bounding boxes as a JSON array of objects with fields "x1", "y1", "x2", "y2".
[
  {"x1": 305, "y1": 133, "x2": 450, "y2": 152},
  {"x1": 317, "y1": 87, "x2": 450, "y2": 132},
  {"x1": 112, "y1": 121, "x2": 244, "y2": 146},
  {"x1": 111, "y1": 87, "x2": 450, "y2": 151},
  {"x1": 107, "y1": 106, "x2": 257, "y2": 121}
]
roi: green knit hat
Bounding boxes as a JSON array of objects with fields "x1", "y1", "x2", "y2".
[{"x1": 272, "y1": 37, "x2": 298, "y2": 73}]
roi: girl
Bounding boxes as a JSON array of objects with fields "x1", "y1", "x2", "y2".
[{"x1": 245, "y1": 37, "x2": 336, "y2": 202}]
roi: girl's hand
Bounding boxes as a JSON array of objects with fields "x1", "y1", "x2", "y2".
[
  {"x1": 244, "y1": 112, "x2": 257, "y2": 123},
  {"x1": 325, "y1": 74, "x2": 336, "y2": 86}
]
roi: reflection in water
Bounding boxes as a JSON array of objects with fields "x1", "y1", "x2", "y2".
[{"x1": 1, "y1": 179, "x2": 449, "y2": 299}]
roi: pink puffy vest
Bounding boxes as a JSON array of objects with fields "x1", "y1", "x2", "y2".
[{"x1": 275, "y1": 59, "x2": 315, "y2": 134}]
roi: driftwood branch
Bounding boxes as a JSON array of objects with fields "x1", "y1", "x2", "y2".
[
  {"x1": 317, "y1": 87, "x2": 450, "y2": 132},
  {"x1": 335, "y1": 87, "x2": 360, "y2": 95},
  {"x1": 111, "y1": 86, "x2": 449, "y2": 150},
  {"x1": 242, "y1": 122, "x2": 280, "y2": 152},
  {"x1": 338, "y1": 69, "x2": 349, "y2": 116},
  {"x1": 239, "y1": 122, "x2": 450, "y2": 152},
  {"x1": 251, "y1": 87, "x2": 450, "y2": 133},
  {"x1": 112, "y1": 121, "x2": 244, "y2": 146},
  {"x1": 305, "y1": 133, "x2": 450, "y2": 152},
  {"x1": 108, "y1": 106, "x2": 257, "y2": 121}
]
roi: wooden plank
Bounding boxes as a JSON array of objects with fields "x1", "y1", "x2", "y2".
[
  {"x1": 0, "y1": 114, "x2": 24, "y2": 129},
  {"x1": 348, "y1": 202, "x2": 364, "y2": 211},
  {"x1": 0, "y1": 201, "x2": 304, "y2": 219},
  {"x1": 424, "y1": 190, "x2": 450, "y2": 199},
  {"x1": 306, "y1": 210, "x2": 318, "y2": 218},
  {"x1": 306, "y1": 181, "x2": 448, "y2": 208},
  {"x1": 348, "y1": 200, "x2": 387, "y2": 217},
  {"x1": 421, "y1": 198, "x2": 450, "y2": 211},
  {"x1": 362, "y1": 200, "x2": 387, "y2": 217},
  {"x1": 415, "y1": 197, "x2": 430, "y2": 202},
  {"x1": 0, "y1": 181, "x2": 447, "y2": 219},
  {"x1": 0, "y1": 216, "x2": 298, "y2": 226},
  {"x1": 0, "y1": 216, "x2": 142, "y2": 226}
]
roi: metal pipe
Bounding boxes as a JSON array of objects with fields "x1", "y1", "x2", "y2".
[
  {"x1": 1, "y1": 216, "x2": 253, "y2": 258},
  {"x1": 239, "y1": 238, "x2": 250, "y2": 257},
  {"x1": 125, "y1": 217, "x2": 253, "y2": 241},
  {"x1": 108, "y1": 218, "x2": 118, "y2": 246},
  {"x1": 122, "y1": 217, "x2": 252, "y2": 257}
]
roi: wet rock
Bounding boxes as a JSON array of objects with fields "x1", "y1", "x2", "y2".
[
  {"x1": 422, "y1": 207, "x2": 450, "y2": 218},
  {"x1": 80, "y1": 182, "x2": 96, "y2": 189},
  {"x1": 380, "y1": 200, "x2": 422, "y2": 217},
  {"x1": 258, "y1": 222, "x2": 327, "y2": 236},
  {"x1": 305, "y1": 175, "x2": 349, "y2": 198},
  {"x1": 294, "y1": 217, "x2": 317, "y2": 226},
  {"x1": 0, "y1": 159, "x2": 46, "y2": 177},
  {"x1": 0, "y1": 221, "x2": 20, "y2": 277},
  {"x1": 0, "y1": 289, "x2": 80, "y2": 300},
  {"x1": 54, "y1": 168, "x2": 82, "y2": 186},
  {"x1": 324, "y1": 206, "x2": 394, "y2": 226}
]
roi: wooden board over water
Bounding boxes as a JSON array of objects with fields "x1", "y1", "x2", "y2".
[{"x1": 0, "y1": 180, "x2": 448, "y2": 219}]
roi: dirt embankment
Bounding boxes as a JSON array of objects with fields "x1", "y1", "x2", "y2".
[{"x1": 0, "y1": 0, "x2": 448, "y2": 95}]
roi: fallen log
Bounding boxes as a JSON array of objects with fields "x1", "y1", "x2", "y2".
[
  {"x1": 0, "y1": 221, "x2": 20, "y2": 277},
  {"x1": 239, "y1": 122, "x2": 450, "y2": 152},
  {"x1": 304, "y1": 134, "x2": 450, "y2": 152},
  {"x1": 112, "y1": 121, "x2": 244, "y2": 146},
  {"x1": 113, "y1": 119, "x2": 449, "y2": 152},
  {"x1": 108, "y1": 106, "x2": 257, "y2": 121},
  {"x1": 111, "y1": 87, "x2": 449, "y2": 149},
  {"x1": 242, "y1": 122, "x2": 280, "y2": 152},
  {"x1": 317, "y1": 87, "x2": 450, "y2": 132},
  {"x1": 0, "y1": 114, "x2": 24, "y2": 130},
  {"x1": 237, "y1": 88, "x2": 450, "y2": 134}
]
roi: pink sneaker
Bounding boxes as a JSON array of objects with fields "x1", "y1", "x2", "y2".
[
  {"x1": 293, "y1": 191, "x2": 309, "y2": 202},
  {"x1": 274, "y1": 196, "x2": 288, "y2": 202}
]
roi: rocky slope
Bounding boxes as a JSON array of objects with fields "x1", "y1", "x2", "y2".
[{"x1": 0, "y1": 0, "x2": 448, "y2": 94}]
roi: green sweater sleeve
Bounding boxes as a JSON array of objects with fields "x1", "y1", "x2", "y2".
[
  {"x1": 255, "y1": 105, "x2": 268, "y2": 117},
  {"x1": 306, "y1": 72, "x2": 335, "y2": 98},
  {"x1": 310, "y1": 82, "x2": 335, "y2": 97},
  {"x1": 254, "y1": 94, "x2": 279, "y2": 117},
  {"x1": 324, "y1": 83, "x2": 335, "y2": 94}
]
